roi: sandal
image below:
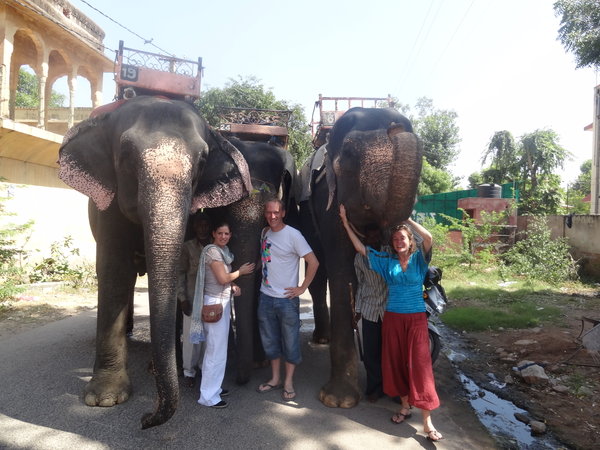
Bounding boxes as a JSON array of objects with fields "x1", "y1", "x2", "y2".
[
  {"x1": 425, "y1": 429, "x2": 444, "y2": 441},
  {"x1": 391, "y1": 407, "x2": 412, "y2": 424}
]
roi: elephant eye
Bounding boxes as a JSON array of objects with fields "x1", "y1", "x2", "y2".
[{"x1": 363, "y1": 204, "x2": 371, "y2": 210}]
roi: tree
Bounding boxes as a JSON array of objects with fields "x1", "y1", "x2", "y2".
[
  {"x1": 517, "y1": 129, "x2": 570, "y2": 214},
  {"x1": 411, "y1": 97, "x2": 461, "y2": 170},
  {"x1": 480, "y1": 131, "x2": 520, "y2": 184},
  {"x1": 418, "y1": 160, "x2": 457, "y2": 195},
  {"x1": 196, "y1": 76, "x2": 312, "y2": 167},
  {"x1": 554, "y1": 0, "x2": 600, "y2": 69},
  {"x1": 16, "y1": 69, "x2": 65, "y2": 108}
]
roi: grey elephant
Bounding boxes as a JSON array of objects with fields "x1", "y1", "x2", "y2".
[
  {"x1": 297, "y1": 107, "x2": 423, "y2": 407},
  {"x1": 206, "y1": 137, "x2": 297, "y2": 385},
  {"x1": 58, "y1": 95, "x2": 252, "y2": 428}
]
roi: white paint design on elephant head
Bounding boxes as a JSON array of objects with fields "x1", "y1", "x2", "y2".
[{"x1": 58, "y1": 154, "x2": 115, "y2": 211}]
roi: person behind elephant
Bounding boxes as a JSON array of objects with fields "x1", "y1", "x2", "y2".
[
  {"x1": 339, "y1": 205, "x2": 443, "y2": 442},
  {"x1": 190, "y1": 221, "x2": 255, "y2": 408},
  {"x1": 353, "y1": 224, "x2": 388, "y2": 403},
  {"x1": 256, "y1": 198, "x2": 319, "y2": 401},
  {"x1": 177, "y1": 212, "x2": 212, "y2": 387}
]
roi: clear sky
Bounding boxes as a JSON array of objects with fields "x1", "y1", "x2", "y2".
[{"x1": 69, "y1": 0, "x2": 599, "y2": 188}]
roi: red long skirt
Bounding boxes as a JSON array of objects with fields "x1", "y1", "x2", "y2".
[{"x1": 381, "y1": 311, "x2": 440, "y2": 411}]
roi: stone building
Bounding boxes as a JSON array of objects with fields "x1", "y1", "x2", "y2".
[
  {"x1": 1, "y1": 0, "x2": 112, "y2": 187},
  {"x1": 0, "y1": 0, "x2": 113, "y2": 262}
]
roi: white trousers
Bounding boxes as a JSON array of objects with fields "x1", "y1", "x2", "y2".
[
  {"x1": 182, "y1": 313, "x2": 203, "y2": 378},
  {"x1": 198, "y1": 295, "x2": 230, "y2": 406}
]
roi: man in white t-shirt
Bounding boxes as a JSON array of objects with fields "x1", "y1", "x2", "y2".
[{"x1": 256, "y1": 198, "x2": 319, "y2": 401}]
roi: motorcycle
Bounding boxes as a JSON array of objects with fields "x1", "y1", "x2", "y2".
[{"x1": 423, "y1": 266, "x2": 448, "y2": 363}]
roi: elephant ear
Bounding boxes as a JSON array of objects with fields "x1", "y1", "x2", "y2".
[
  {"x1": 191, "y1": 129, "x2": 253, "y2": 210},
  {"x1": 277, "y1": 146, "x2": 297, "y2": 213},
  {"x1": 58, "y1": 115, "x2": 117, "y2": 211}
]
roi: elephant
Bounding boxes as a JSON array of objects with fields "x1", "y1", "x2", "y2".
[
  {"x1": 297, "y1": 107, "x2": 423, "y2": 408},
  {"x1": 58, "y1": 95, "x2": 252, "y2": 428},
  {"x1": 205, "y1": 137, "x2": 297, "y2": 385}
]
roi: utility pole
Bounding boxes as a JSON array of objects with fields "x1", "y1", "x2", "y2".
[{"x1": 592, "y1": 85, "x2": 600, "y2": 214}]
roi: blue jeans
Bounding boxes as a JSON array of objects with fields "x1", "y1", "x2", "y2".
[{"x1": 258, "y1": 293, "x2": 301, "y2": 365}]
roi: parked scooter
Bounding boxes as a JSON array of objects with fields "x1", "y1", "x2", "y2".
[{"x1": 423, "y1": 266, "x2": 448, "y2": 363}]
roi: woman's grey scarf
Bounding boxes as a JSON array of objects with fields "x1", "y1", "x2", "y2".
[{"x1": 189, "y1": 244, "x2": 234, "y2": 344}]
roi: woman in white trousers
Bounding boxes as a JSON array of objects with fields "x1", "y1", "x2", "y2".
[{"x1": 190, "y1": 221, "x2": 255, "y2": 408}]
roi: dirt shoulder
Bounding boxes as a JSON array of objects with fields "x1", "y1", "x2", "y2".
[
  {"x1": 0, "y1": 283, "x2": 98, "y2": 339},
  {"x1": 454, "y1": 291, "x2": 600, "y2": 450}
]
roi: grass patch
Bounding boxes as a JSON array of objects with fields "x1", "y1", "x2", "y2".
[
  {"x1": 442, "y1": 302, "x2": 561, "y2": 331},
  {"x1": 433, "y1": 262, "x2": 586, "y2": 331}
]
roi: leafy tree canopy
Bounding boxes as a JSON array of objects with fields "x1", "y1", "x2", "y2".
[
  {"x1": 16, "y1": 68, "x2": 65, "y2": 108},
  {"x1": 554, "y1": 0, "x2": 600, "y2": 69},
  {"x1": 410, "y1": 97, "x2": 461, "y2": 171},
  {"x1": 196, "y1": 76, "x2": 312, "y2": 167},
  {"x1": 418, "y1": 160, "x2": 458, "y2": 195}
]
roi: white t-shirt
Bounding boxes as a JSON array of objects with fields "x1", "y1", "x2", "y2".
[{"x1": 260, "y1": 225, "x2": 313, "y2": 298}]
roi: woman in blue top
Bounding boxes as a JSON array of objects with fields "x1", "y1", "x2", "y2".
[{"x1": 340, "y1": 205, "x2": 443, "y2": 442}]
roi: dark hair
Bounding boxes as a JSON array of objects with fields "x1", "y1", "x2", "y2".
[
  {"x1": 192, "y1": 212, "x2": 210, "y2": 225},
  {"x1": 389, "y1": 224, "x2": 416, "y2": 254},
  {"x1": 211, "y1": 220, "x2": 231, "y2": 233}
]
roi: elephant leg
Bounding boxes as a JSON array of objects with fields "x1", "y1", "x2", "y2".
[
  {"x1": 308, "y1": 263, "x2": 330, "y2": 344},
  {"x1": 233, "y1": 277, "x2": 254, "y2": 385},
  {"x1": 85, "y1": 203, "x2": 137, "y2": 407},
  {"x1": 317, "y1": 206, "x2": 360, "y2": 408}
]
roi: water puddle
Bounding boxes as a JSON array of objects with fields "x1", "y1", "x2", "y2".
[{"x1": 441, "y1": 325, "x2": 565, "y2": 449}]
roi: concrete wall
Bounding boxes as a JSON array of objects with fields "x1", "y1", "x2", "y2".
[
  {"x1": 517, "y1": 215, "x2": 600, "y2": 280},
  {"x1": 0, "y1": 182, "x2": 95, "y2": 266}
]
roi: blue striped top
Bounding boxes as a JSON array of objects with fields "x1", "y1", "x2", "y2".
[{"x1": 367, "y1": 247, "x2": 429, "y2": 314}]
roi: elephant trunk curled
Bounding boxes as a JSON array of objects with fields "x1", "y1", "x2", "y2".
[{"x1": 137, "y1": 141, "x2": 194, "y2": 429}]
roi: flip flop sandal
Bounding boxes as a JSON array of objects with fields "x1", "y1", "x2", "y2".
[
  {"x1": 391, "y1": 409, "x2": 412, "y2": 424},
  {"x1": 282, "y1": 389, "x2": 296, "y2": 401},
  {"x1": 426, "y1": 429, "x2": 444, "y2": 441},
  {"x1": 256, "y1": 383, "x2": 282, "y2": 393}
]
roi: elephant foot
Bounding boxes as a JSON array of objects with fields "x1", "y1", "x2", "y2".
[
  {"x1": 312, "y1": 330, "x2": 330, "y2": 345},
  {"x1": 319, "y1": 378, "x2": 360, "y2": 409},
  {"x1": 235, "y1": 370, "x2": 250, "y2": 386},
  {"x1": 84, "y1": 370, "x2": 131, "y2": 407}
]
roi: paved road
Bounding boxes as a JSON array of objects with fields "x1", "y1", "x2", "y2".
[{"x1": 0, "y1": 285, "x2": 497, "y2": 449}]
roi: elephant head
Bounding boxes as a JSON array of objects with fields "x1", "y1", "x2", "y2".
[
  {"x1": 325, "y1": 107, "x2": 423, "y2": 230},
  {"x1": 58, "y1": 96, "x2": 251, "y2": 428}
]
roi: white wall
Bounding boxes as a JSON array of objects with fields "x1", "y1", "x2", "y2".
[{"x1": 1, "y1": 182, "x2": 95, "y2": 265}]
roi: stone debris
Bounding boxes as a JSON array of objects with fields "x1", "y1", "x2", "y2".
[
  {"x1": 552, "y1": 384, "x2": 569, "y2": 394},
  {"x1": 514, "y1": 412, "x2": 530, "y2": 424},
  {"x1": 530, "y1": 420, "x2": 547, "y2": 435},
  {"x1": 514, "y1": 339, "x2": 538, "y2": 346}
]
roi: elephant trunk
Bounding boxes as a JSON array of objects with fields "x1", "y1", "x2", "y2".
[
  {"x1": 382, "y1": 130, "x2": 423, "y2": 227},
  {"x1": 137, "y1": 142, "x2": 194, "y2": 429}
]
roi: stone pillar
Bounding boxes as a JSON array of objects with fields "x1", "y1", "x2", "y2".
[
  {"x1": 91, "y1": 74, "x2": 104, "y2": 108},
  {"x1": 592, "y1": 85, "x2": 600, "y2": 215},
  {"x1": 37, "y1": 61, "x2": 48, "y2": 128},
  {"x1": 68, "y1": 68, "x2": 77, "y2": 128},
  {"x1": 0, "y1": 23, "x2": 15, "y2": 118}
]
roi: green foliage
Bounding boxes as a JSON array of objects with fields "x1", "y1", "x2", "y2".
[
  {"x1": 410, "y1": 97, "x2": 461, "y2": 170},
  {"x1": 439, "y1": 208, "x2": 507, "y2": 267},
  {"x1": 196, "y1": 76, "x2": 312, "y2": 167},
  {"x1": 554, "y1": 0, "x2": 600, "y2": 69},
  {"x1": 0, "y1": 184, "x2": 32, "y2": 302},
  {"x1": 418, "y1": 160, "x2": 457, "y2": 195},
  {"x1": 501, "y1": 216, "x2": 579, "y2": 284},
  {"x1": 479, "y1": 131, "x2": 520, "y2": 185},
  {"x1": 476, "y1": 128, "x2": 569, "y2": 215},
  {"x1": 29, "y1": 236, "x2": 96, "y2": 288},
  {"x1": 16, "y1": 68, "x2": 66, "y2": 108}
]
